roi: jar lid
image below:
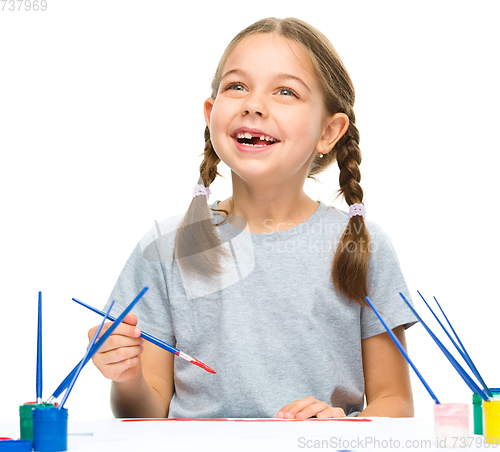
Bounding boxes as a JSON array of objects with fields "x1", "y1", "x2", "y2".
[
  {"x1": 19, "y1": 402, "x2": 55, "y2": 414},
  {"x1": 0, "y1": 439, "x2": 33, "y2": 451}
]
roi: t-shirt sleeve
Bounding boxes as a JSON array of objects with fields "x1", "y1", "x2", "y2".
[
  {"x1": 360, "y1": 222, "x2": 418, "y2": 340},
  {"x1": 103, "y1": 232, "x2": 175, "y2": 346}
]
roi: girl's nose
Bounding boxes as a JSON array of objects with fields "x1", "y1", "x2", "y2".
[{"x1": 241, "y1": 93, "x2": 268, "y2": 118}]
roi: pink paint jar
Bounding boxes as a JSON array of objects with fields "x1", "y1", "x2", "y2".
[{"x1": 434, "y1": 403, "x2": 469, "y2": 448}]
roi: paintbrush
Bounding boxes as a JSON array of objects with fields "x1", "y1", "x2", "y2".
[
  {"x1": 36, "y1": 291, "x2": 43, "y2": 404},
  {"x1": 418, "y1": 291, "x2": 492, "y2": 398},
  {"x1": 365, "y1": 296, "x2": 440, "y2": 404},
  {"x1": 399, "y1": 292, "x2": 488, "y2": 401},
  {"x1": 46, "y1": 287, "x2": 148, "y2": 403},
  {"x1": 58, "y1": 301, "x2": 115, "y2": 409},
  {"x1": 72, "y1": 296, "x2": 216, "y2": 374}
]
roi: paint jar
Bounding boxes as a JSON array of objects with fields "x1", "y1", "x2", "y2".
[
  {"x1": 0, "y1": 439, "x2": 33, "y2": 451},
  {"x1": 434, "y1": 403, "x2": 469, "y2": 448},
  {"x1": 19, "y1": 402, "x2": 54, "y2": 441},
  {"x1": 473, "y1": 393, "x2": 483, "y2": 435},
  {"x1": 32, "y1": 406, "x2": 68, "y2": 452},
  {"x1": 473, "y1": 388, "x2": 500, "y2": 436},
  {"x1": 483, "y1": 398, "x2": 500, "y2": 445}
]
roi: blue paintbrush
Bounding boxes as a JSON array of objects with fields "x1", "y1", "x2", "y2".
[
  {"x1": 46, "y1": 286, "x2": 148, "y2": 403},
  {"x1": 58, "y1": 301, "x2": 115, "y2": 409},
  {"x1": 418, "y1": 291, "x2": 492, "y2": 398},
  {"x1": 399, "y1": 292, "x2": 488, "y2": 401},
  {"x1": 365, "y1": 296, "x2": 440, "y2": 404},
  {"x1": 36, "y1": 291, "x2": 43, "y2": 404},
  {"x1": 72, "y1": 297, "x2": 216, "y2": 374}
]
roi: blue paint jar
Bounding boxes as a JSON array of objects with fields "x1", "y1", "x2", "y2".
[
  {"x1": 0, "y1": 440, "x2": 33, "y2": 451},
  {"x1": 32, "y1": 406, "x2": 68, "y2": 452}
]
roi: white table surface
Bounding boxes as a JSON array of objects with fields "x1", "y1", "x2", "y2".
[{"x1": 0, "y1": 417, "x2": 497, "y2": 451}]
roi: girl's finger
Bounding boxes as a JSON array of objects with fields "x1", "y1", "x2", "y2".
[
  {"x1": 295, "y1": 401, "x2": 331, "y2": 419},
  {"x1": 96, "y1": 343, "x2": 144, "y2": 365},
  {"x1": 88, "y1": 319, "x2": 142, "y2": 342},
  {"x1": 121, "y1": 313, "x2": 138, "y2": 326},
  {"x1": 276, "y1": 396, "x2": 318, "y2": 419},
  {"x1": 296, "y1": 402, "x2": 346, "y2": 419},
  {"x1": 101, "y1": 356, "x2": 142, "y2": 381},
  {"x1": 93, "y1": 335, "x2": 144, "y2": 354},
  {"x1": 316, "y1": 406, "x2": 346, "y2": 418}
]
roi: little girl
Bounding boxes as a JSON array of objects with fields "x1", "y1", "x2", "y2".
[{"x1": 89, "y1": 17, "x2": 417, "y2": 419}]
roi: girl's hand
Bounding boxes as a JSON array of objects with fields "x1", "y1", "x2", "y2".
[
  {"x1": 88, "y1": 313, "x2": 144, "y2": 384},
  {"x1": 276, "y1": 396, "x2": 346, "y2": 419}
]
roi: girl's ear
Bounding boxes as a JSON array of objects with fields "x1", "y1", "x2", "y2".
[
  {"x1": 203, "y1": 98, "x2": 215, "y2": 129},
  {"x1": 316, "y1": 112, "x2": 349, "y2": 153}
]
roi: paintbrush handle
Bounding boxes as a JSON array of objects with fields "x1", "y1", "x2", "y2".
[
  {"x1": 72, "y1": 297, "x2": 216, "y2": 374},
  {"x1": 58, "y1": 301, "x2": 115, "y2": 409},
  {"x1": 365, "y1": 296, "x2": 440, "y2": 404},
  {"x1": 418, "y1": 292, "x2": 492, "y2": 398},
  {"x1": 72, "y1": 297, "x2": 180, "y2": 355},
  {"x1": 48, "y1": 287, "x2": 148, "y2": 400},
  {"x1": 431, "y1": 295, "x2": 492, "y2": 398},
  {"x1": 399, "y1": 292, "x2": 488, "y2": 401},
  {"x1": 140, "y1": 330, "x2": 179, "y2": 355},
  {"x1": 36, "y1": 291, "x2": 43, "y2": 403}
]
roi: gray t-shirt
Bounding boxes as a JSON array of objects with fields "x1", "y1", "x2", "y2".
[{"x1": 105, "y1": 200, "x2": 417, "y2": 418}]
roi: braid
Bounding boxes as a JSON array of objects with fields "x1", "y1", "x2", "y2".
[
  {"x1": 331, "y1": 114, "x2": 371, "y2": 305},
  {"x1": 336, "y1": 121, "x2": 363, "y2": 205},
  {"x1": 172, "y1": 127, "x2": 230, "y2": 279},
  {"x1": 200, "y1": 126, "x2": 223, "y2": 187}
]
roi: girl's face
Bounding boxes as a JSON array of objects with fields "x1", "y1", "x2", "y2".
[{"x1": 204, "y1": 33, "x2": 336, "y2": 187}]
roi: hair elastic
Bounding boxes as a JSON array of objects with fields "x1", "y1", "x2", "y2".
[
  {"x1": 348, "y1": 203, "x2": 366, "y2": 220},
  {"x1": 193, "y1": 184, "x2": 211, "y2": 200}
]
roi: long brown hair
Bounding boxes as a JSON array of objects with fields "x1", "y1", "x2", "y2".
[{"x1": 173, "y1": 17, "x2": 370, "y2": 304}]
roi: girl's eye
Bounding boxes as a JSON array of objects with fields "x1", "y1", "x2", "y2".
[
  {"x1": 277, "y1": 88, "x2": 298, "y2": 98},
  {"x1": 226, "y1": 83, "x2": 246, "y2": 92}
]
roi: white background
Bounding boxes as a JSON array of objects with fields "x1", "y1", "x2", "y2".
[{"x1": 1, "y1": 0, "x2": 499, "y2": 422}]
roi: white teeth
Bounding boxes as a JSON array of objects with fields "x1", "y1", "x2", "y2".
[{"x1": 236, "y1": 132, "x2": 277, "y2": 142}]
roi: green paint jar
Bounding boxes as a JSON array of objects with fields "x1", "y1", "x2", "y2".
[
  {"x1": 473, "y1": 393, "x2": 483, "y2": 435},
  {"x1": 19, "y1": 402, "x2": 55, "y2": 441},
  {"x1": 473, "y1": 388, "x2": 500, "y2": 436}
]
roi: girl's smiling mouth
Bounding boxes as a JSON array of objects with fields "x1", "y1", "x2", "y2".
[{"x1": 231, "y1": 128, "x2": 280, "y2": 152}]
